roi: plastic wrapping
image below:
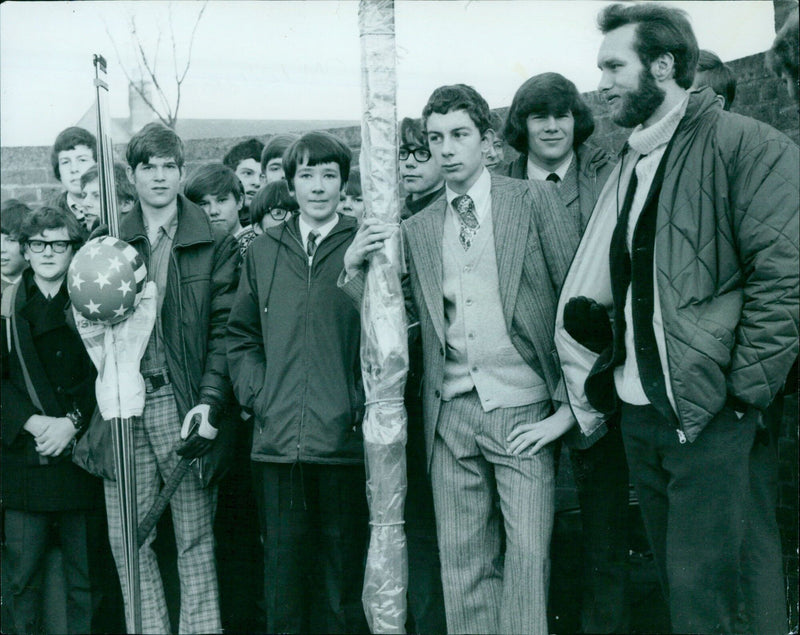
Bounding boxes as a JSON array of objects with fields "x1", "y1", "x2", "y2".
[
  {"x1": 73, "y1": 281, "x2": 158, "y2": 420},
  {"x1": 358, "y1": 1, "x2": 409, "y2": 632}
]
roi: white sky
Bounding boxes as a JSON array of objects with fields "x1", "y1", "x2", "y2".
[{"x1": 0, "y1": 1, "x2": 776, "y2": 147}]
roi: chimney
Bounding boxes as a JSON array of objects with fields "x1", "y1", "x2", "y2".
[{"x1": 128, "y1": 81, "x2": 156, "y2": 134}]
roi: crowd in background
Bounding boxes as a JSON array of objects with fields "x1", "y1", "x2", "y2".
[{"x1": 1, "y1": 4, "x2": 798, "y2": 635}]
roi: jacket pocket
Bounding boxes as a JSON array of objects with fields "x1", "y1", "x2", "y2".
[{"x1": 693, "y1": 319, "x2": 734, "y2": 369}]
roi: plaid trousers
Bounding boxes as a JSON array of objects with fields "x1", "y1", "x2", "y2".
[
  {"x1": 431, "y1": 392, "x2": 554, "y2": 635},
  {"x1": 104, "y1": 384, "x2": 220, "y2": 634}
]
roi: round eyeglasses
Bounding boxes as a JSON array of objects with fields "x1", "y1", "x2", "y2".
[
  {"x1": 268, "y1": 208, "x2": 291, "y2": 221},
  {"x1": 26, "y1": 240, "x2": 74, "y2": 254},
  {"x1": 399, "y1": 148, "x2": 431, "y2": 163}
]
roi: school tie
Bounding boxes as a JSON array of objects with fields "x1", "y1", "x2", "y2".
[
  {"x1": 546, "y1": 173, "x2": 560, "y2": 184},
  {"x1": 307, "y1": 230, "x2": 319, "y2": 259},
  {"x1": 453, "y1": 194, "x2": 479, "y2": 250}
]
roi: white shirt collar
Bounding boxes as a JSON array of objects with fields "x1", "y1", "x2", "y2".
[
  {"x1": 299, "y1": 213, "x2": 339, "y2": 251},
  {"x1": 527, "y1": 151, "x2": 574, "y2": 182},
  {"x1": 1, "y1": 273, "x2": 22, "y2": 287},
  {"x1": 445, "y1": 167, "x2": 492, "y2": 223}
]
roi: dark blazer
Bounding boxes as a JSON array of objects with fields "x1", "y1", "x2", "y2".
[
  {"x1": 343, "y1": 173, "x2": 580, "y2": 468},
  {"x1": 1, "y1": 270, "x2": 102, "y2": 511}
]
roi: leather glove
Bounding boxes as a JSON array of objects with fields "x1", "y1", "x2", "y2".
[
  {"x1": 176, "y1": 400, "x2": 220, "y2": 459},
  {"x1": 564, "y1": 296, "x2": 612, "y2": 354}
]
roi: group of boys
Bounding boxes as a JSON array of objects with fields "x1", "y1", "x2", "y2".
[{"x1": 1, "y1": 3, "x2": 798, "y2": 635}]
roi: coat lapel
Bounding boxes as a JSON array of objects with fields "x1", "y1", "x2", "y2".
[
  {"x1": 491, "y1": 174, "x2": 528, "y2": 332},
  {"x1": 13, "y1": 277, "x2": 62, "y2": 414},
  {"x1": 405, "y1": 198, "x2": 446, "y2": 345},
  {"x1": 559, "y1": 159, "x2": 580, "y2": 214}
]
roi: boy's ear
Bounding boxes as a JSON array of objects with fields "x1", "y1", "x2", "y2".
[
  {"x1": 480, "y1": 129, "x2": 493, "y2": 154},
  {"x1": 126, "y1": 165, "x2": 136, "y2": 185}
]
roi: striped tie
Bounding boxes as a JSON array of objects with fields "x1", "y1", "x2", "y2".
[{"x1": 307, "y1": 230, "x2": 319, "y2": 259}]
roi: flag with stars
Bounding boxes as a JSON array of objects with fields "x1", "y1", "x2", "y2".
[
  {"x1": 72, "y1": 281, "x2": 158, "y2": 420},
  {"x1": 68, "y1": 236, "x2": 147, "y2": 325}
]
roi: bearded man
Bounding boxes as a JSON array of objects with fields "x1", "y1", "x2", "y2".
[{"x1": 554, "y1": 4, "x2": 799, "y2": 633}]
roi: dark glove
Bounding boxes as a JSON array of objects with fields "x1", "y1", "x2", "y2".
[
  {"x1": 176, "y1": 401, "x2": 220, "y2": 459},
  {"x1": 564, "y1": 296, "x2": 612, "y2": 354}
]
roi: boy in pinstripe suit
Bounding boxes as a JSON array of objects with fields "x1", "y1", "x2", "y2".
[{"x1": 343, "y1": 84, "x2": 580, "y2": 634}]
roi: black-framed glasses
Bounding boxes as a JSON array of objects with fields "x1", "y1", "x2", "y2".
[
  {"x1": 399, "y1": 147, "x2": 431, "y2": 162},
  {"x1": 26, "y1": 240, "x2": 74, "y2": 254},
  {"x1": 268, "y1": 208, "x2": 291, "y2": 221}
]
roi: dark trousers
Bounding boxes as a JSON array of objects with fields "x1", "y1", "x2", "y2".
[
  {"x1": 215, "y1": 421, "x2": 264, "y2": 633},
  {"x1": 739, "y1": 396, "x2": 787, "y2": 635},
  {"x1": 3, "y1": 509, "x2": 93, "y2": 635},
  {"x1": 569, "y1": 423, "x2": 631, "y2": 633},
  {"x1": 620, "y1": 402, "x2": 755, "y2": 634},
  {"x1": 252, "y1": 462, "x2": 369, "y2": 635},
  {"x1": 405, "y1": 412, "x2": 447, "y2": 635}
]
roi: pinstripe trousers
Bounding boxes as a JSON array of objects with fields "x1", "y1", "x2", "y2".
[
  {"x1": 104, "y1": 384, "x2": 220, "y2": 634},
  {"x1": 431, "y1": 391, "x2": 554, "y2": 635}
]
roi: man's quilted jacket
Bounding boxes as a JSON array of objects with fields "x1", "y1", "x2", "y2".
[{"x1": 591, "y1": 88, "x2": 799, "y2": 442}]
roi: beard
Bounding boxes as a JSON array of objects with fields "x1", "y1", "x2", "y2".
[{"x1": 613, "y1": 68, "x2": 666, "y2": 128}]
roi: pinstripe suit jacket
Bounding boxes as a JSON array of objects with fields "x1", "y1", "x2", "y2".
[
  {"x1": 341, "y1": 174, "x2": 580, "y2": 469},
  {"x1": 405, "y1": 174, "x2": 580, "y2": 468}
]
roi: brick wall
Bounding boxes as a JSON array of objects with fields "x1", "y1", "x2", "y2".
[{"x1": 0, "y1": 126, "x2": 363, "y2": 205}]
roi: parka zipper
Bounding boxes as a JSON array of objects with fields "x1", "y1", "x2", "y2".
[
  {"x1": 291, "y1": 231, "x2": 312, "y2": 462},
  {"x1": 555, "y1": 157, "x2": 688, "y2": 445}
]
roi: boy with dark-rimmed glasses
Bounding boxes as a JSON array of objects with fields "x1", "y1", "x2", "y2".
[{"x1": 399, "y1": 117, "x2": 445, "y2": 221}]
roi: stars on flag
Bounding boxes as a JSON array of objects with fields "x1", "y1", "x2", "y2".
[
  {"x1": 95, "y1": 271, "x2": 111, "y2": 290},
  {"x1": 107, "y1": 256, "x2": 123, "y2": 273},
  {"x1": 70, "y1": 271, "x2": 84, "y2": 291},
  {"x1": 68, "y1": 237, "x2": 147, "y2": 324},
  {"x1": 85, "y1": 299, "x2": 102, "y2": 315}
]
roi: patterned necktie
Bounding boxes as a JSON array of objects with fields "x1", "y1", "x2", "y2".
[
  {"x1": 546, "y1": 173, "x2": 560, "y2": 184},
  {"x1": 307, "y1": 230, "x2": 319, "y2": 259},
  {"x1": 453, "y1": 194, "x2": 479, "y2": 250}
]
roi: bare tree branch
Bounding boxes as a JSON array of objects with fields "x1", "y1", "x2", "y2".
[
  {"x1": 131, "y1": 17, "x2": 173, "y2": 121},
  {"x1": 103, "y1": 2, "x2": 207, "y2": 129},
  {"x1": 169, "y1": 4, "x2": 179, "y2": 84},
  {"x1": 179, "y1": 2, "x2": 207, "y2": 85},
  {"x1": 103, "y1": 17, "x2": 172, "y2": 129},
  {"x1": 172, "y1": 1, "x2": 207, "y2": 126}
]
